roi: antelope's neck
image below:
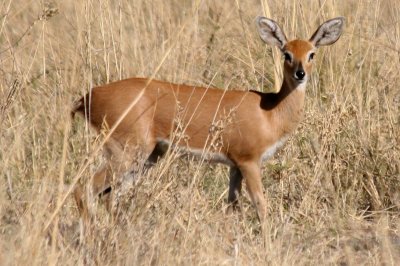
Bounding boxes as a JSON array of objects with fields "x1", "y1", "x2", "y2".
[{"x1": 261, "y1": 79, "x2": 306, "y2": 136}]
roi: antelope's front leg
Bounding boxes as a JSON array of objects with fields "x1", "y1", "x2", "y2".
[
  {"x1": 239, "y1": 162, "x2": 266, "y2": 222},
  {"x1": 227, "y1": 166, "x2": 243, "y2": 211}
]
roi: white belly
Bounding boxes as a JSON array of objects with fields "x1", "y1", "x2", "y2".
[
  {"x1": 156, "y1": 136, "x2": 288, "y2": 167},
  {"x1": 156, "y1": 138, "x2": 235, "y2": 166}
]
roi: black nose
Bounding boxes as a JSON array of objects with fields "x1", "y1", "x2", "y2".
[{"x1": 295, "y1": 70, "x2": 305, "y2": 80}]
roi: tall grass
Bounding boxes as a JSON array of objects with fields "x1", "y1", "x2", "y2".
[{"x1": 1, "y1": 0, "x2": 399, "y2": 265}]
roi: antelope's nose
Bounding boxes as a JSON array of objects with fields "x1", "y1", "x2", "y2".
[{"x1": 295, "y1": 70, "x2": 305, "y2": 80}]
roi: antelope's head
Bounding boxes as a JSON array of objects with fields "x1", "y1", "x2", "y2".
[{"x1": 256, "y1": 17, "x2": 345, "y2": 88}]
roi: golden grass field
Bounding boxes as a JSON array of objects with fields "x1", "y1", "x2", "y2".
[{"x1": 1, "y1": 0, "x2": 399, "y2": 265}]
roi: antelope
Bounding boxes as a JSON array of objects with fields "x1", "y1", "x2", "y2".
[{"x1": 72, "y1": 17, "x2": 344, "y2": 222}]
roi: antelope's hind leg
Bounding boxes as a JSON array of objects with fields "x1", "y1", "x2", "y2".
[
  {"x1": 73, "y1": 139, "x2": 125, "y2": 224},
  {"x1": 73, "y1": 140, "x2": 167, "y2": 222},
  {"x1": 73, "y1": 164, "x2": 113, "y2": 223},
  {"x1": 111, "y1": 142, "x2": 167, "y2": 213},
  {"x1": 144, "y1": 141, "x2": 168, "y2": 169},
  {"x1": 73, "y1": 139, "x2": 132, "y2": 223}
]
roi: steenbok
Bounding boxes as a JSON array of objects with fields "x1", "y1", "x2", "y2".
[{"x1": 72, "y1": 17, "x2": 344, "y2": 222}]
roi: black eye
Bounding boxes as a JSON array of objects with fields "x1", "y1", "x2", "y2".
[
  {"x1": 309, "y1": 52, "x2": 315, "y2": 61},
  {"x1": 283, "y1": 52, "x2": 292, "y2": 63}
]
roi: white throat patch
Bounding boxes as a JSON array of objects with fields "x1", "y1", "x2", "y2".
[{"x1": 296, "y1": 81, "x2": 307, "y2": 92}]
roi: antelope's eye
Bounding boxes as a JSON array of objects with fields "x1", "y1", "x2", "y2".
[
  {"x1": 309, "y1": 52, "x2": 315, "y2": 61},
  {"x1": 283, "y1": 52, "x2": 292, "y2": 63}
]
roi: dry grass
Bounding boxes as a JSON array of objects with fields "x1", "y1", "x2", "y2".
[{"x1": 1, "y1": 0, "x2": 399, "y2": 265}]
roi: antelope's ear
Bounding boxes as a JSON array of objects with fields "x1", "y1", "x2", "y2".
[
  {"x1": 309, "y1": 17, "x2": 345, "y2": 47},
  {"x1": 256, "y1": 16, "x2": 288, "y2": 49}
]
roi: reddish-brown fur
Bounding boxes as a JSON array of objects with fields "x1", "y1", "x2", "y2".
[
  {"x1": 72, "y1": 17, "x2": 344, "y2": 223},
  {"x1": 76, "y1": 78, "x2": 302, "y2": 161}
]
